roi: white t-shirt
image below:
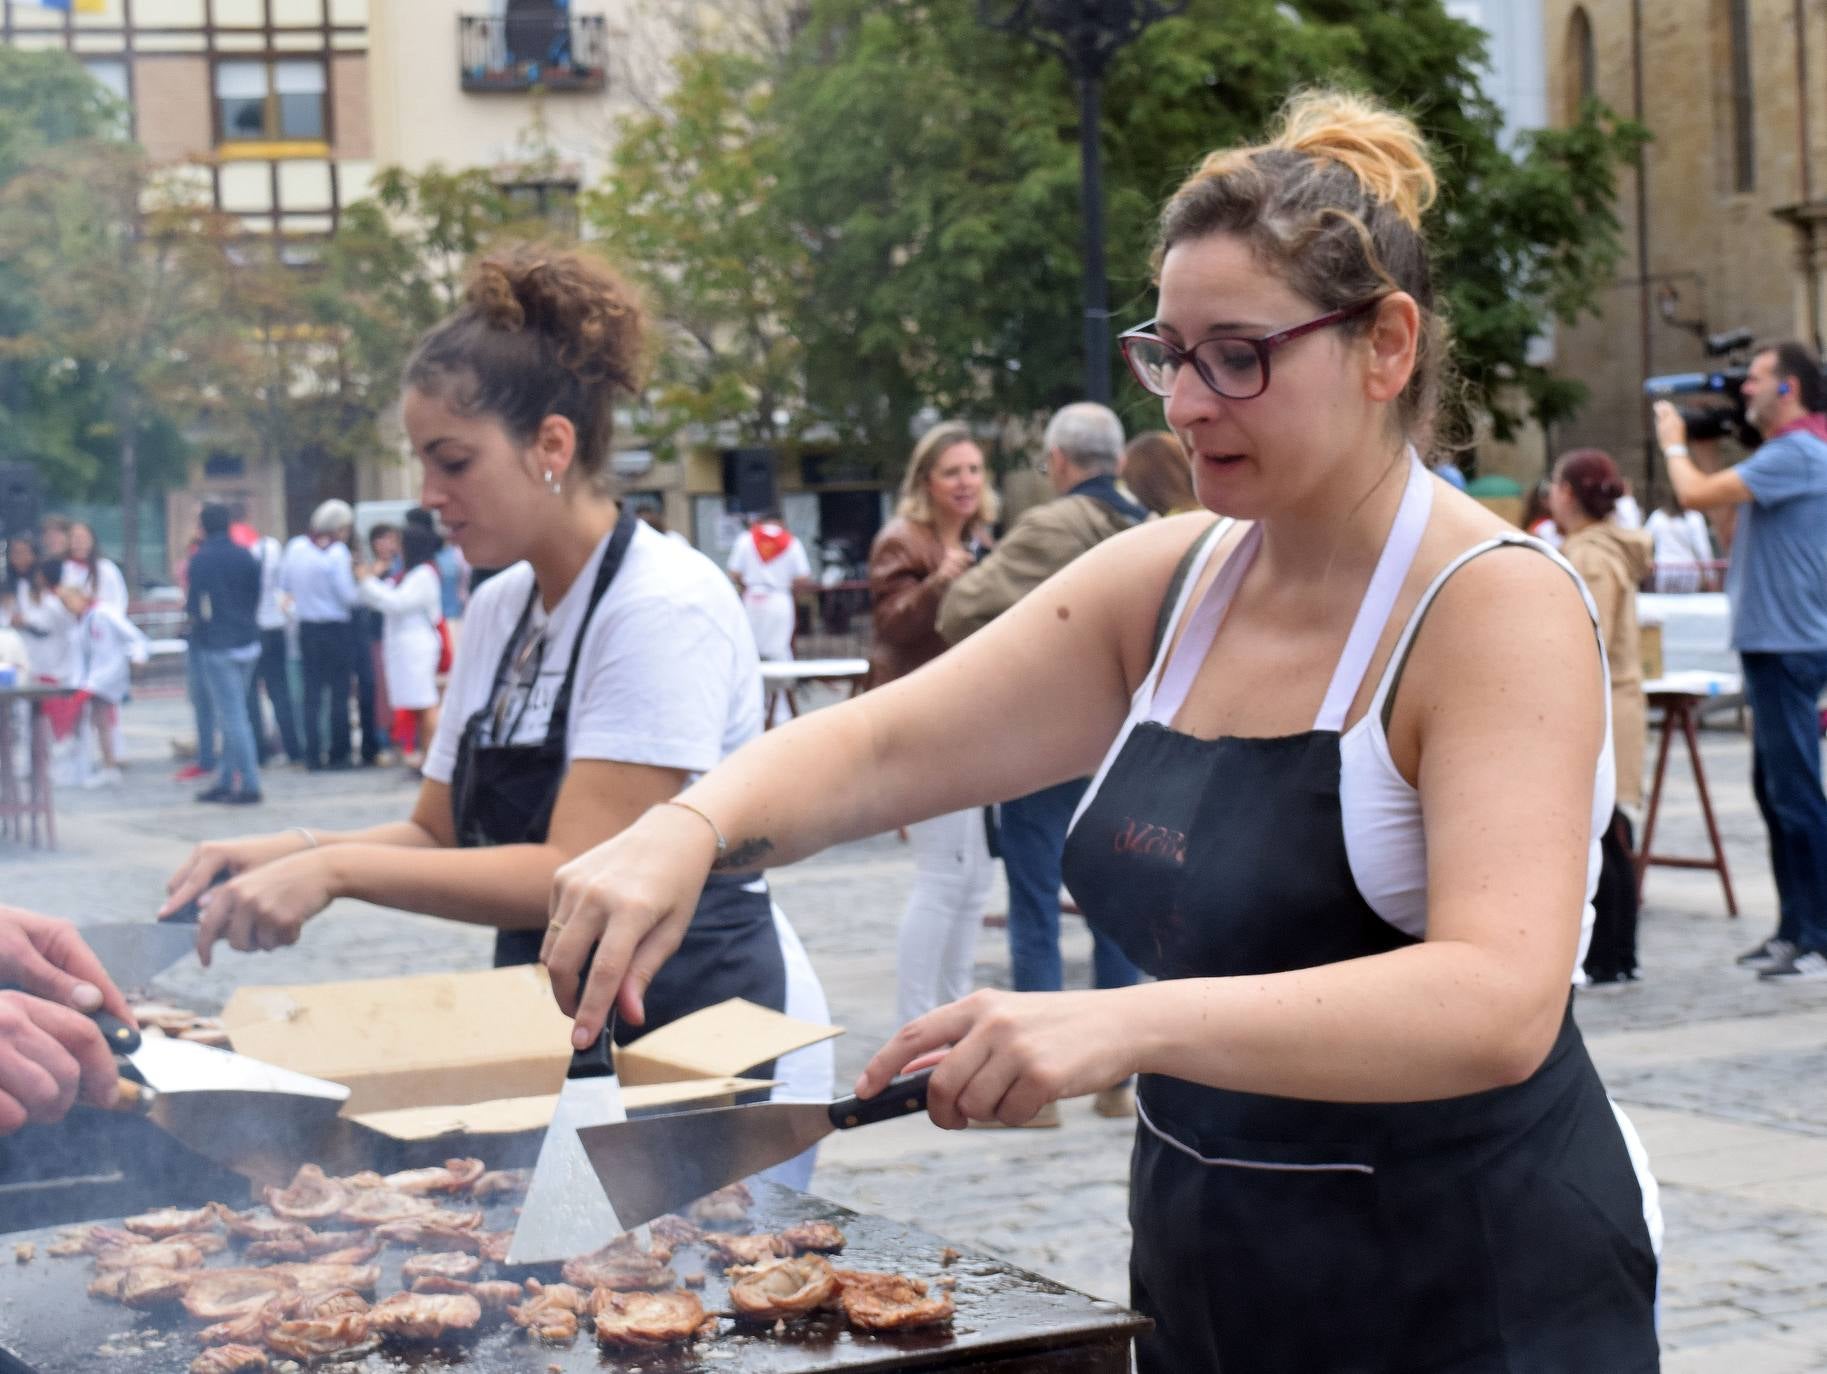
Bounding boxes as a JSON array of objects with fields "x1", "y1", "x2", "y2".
[
  {"x1": 61, "y1": 557, "x2": 128, "y2": 612},
  {"x1": 423, "y1": 521, "x2": 764, "y2": 784},
  {"x1": 727, "y1": 526, "x2": 811, "y2": 596}
]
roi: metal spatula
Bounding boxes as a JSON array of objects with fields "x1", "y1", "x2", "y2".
[
  {"x1": 506, "y1": 1011, "x2": 626, "y2": 1264},
  {"x1": 84, "y1": 891, "x2": 204, "y2": 990},
  {"x1": 576, "y1": 1069, "x2": 933, "y2": 1237}
]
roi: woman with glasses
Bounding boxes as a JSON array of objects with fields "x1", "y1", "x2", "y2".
[
  {"x1": 157, "y1": 247, "x2": 828, "y2": 1119},
  {"x1": 540, "y1": 91, "x2": 1659, "y2": 1368}
]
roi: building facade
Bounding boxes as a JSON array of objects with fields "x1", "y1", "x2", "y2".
[{"x1": 1541, "y1": 0, "x2": 1827, "y2": 495}]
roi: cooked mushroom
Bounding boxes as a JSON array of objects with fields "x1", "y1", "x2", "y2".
[
  {"x1": 686, "y1": 1181, "x2": 752, "y2": 1224},
  {"x1": 263, "y1": 1165, "x2": 349, "y2": 1223},
  {"x1": 780, "y1": 1220, "x2": 847, "y2": 1254},
  {"x1": 702, "y1": 1231, "x2": 791, "y2": 1267},
  {"x1": 834, "y1": 1269, "x2": 955, "y2": 1331},
  {"x1": 561, "y1": 1236, "x2": 676, "y2": 1292},
  {"x1": 263, "y1": 1313, "x2": 375, "y2": 1362},
  {"x1": 590, "y1": 1289, "x2": 708, "y2": 1349},
  {"x1": 728, "y1": 1255, "x2": 839, "y2": 1321},
  {"x1": 365, "y1": 1290, "x2": 482, "y2": 1342},
  {"x1": 123, "y1": 1206, "x2": 217, "y2": 1239},
  {"x1": 188, "y1": 1344, "x2": 268, "y2": 1374},
  {"x1": 509, "y1": 1279, "x2": 585, "y2": 1343}
]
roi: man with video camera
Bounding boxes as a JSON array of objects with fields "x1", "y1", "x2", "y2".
[{"x1": 1655, "y1": 340, "x2": 1827, "y2": 980}]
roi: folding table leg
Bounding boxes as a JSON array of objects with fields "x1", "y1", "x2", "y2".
[
  {"x1": 1679, "y1": 703, "x2": 1738, "y2": 917},
  {"x1": 1635, "y1": 702, "x2": 1677, "y2": 894}
]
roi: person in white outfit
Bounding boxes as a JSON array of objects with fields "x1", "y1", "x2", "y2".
[
  {"x1": 357, "y1": 523, "x2": 444, "y2": 767},
  {"x1": 1645, "y1": 496, "x2": 1717, "y2": 593},
  {"x1": 728, "y1": 512, "x2": 811, "y2": 728},
  {"x1": 55, "y1": 579, "x2": 147, "y2": 786},
  {"x1": 61, "y1": 523, "x2": 128, "y2": 611}
]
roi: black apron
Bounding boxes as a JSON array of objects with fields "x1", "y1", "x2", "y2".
[
  {"x1": 1061, "y1": 648, "x2": 1659, "y2": 1371},
  {"x1": 449, "y1": 512, "x2": 785, "y2": 1048}
]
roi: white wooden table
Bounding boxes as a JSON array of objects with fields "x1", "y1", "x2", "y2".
[{"x1": 759, "y1": 657, "x2": 869, "y2": 727}]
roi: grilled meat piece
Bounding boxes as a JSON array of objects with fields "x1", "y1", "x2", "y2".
[
  {"x1": 263, "y1": 1313, "x2": 375, "y2": 1362},
  {"x1": 702, "y1": 1231, "x2": 791, "y2": 1267},
  {"x1": 209, "y1": 1206, "x2": 315, "y2": 1247},
  {"x1": 261, "y1": 1262, "x2": 379, "y2": 1295},
  {"x1": 166, "y1": 1231, "x2": 228, "y2": 1256},
  {"x1": 509, "y1": 1278, "x2": 585, "y2": 1342},
  {"x1": 310, "y1": 1240, "x2": 380, "y2": 1266},
  {"x1": 13, "y1": 1243, "x2": 32, "y2": 1264},
  {"x1": 780, "y1": 1221, "x2": 846, "y2": 1254},
  {"x1": 286, "y1": 1288, "x2": 369, "y2": 1320},
  {"x1": 686, "y1": 1182, "x2": 751, "y2": 1224},
  {"x1": 728, "y1": 1255, "x2": 839, "y2": 1321},
  {"x1": 68, "y1": 1225, "x2": 137, "y2": 1255},
  {"x1": 189, "y1": 1345, "x2": 268, "y2": 1374},
  {"x1": 401, "y1": 1252, "x2": 481, "y2": 1283},
  {"x1": 263, "y1": 1165, "x2": 349, "y2": 1223},
  {"x1": 93, "y1": 1240, "x2": 205, "y2": 1272},
  {"x1": 124, "y1": 1206, "x2": 217, "y2": 1239},
  {"x1": 560, "y1": 1237, "x2": 675, "y2": 1292},
  {"x1": 366, "y1": 1291, "x2": 482, "y2": 1342},
  {"x1": 371, "y1": 1217, "x2": 483, "y2": 1252},
  {"x1": 834, "y1": 1269, "x2": 955, "y2": 1331},
  {"x1": 468, "y1": 1168, "x2": 530, "y2": 1200},
  {"x1": 195, "y1": 1299, "x2": 284, "y2": 1346},
  {"x1": 383, "y1": 1158, "x2": 485, "y2": 1195},
  {"x1": 647, "y1": 1214, "x2": 703, "y2": 1247},
  {"x1": 183, "y1": 1270, "x2": 297, "y2": 1322},
  {"x1": 242, "y1": 1229, "x2": 364, "y2": 1263},
  {"x1": 410, "y1": 1275, "x2": 523, "y2": 1313},
  {"x1": 336, "y1": 1189, "x2": 438, "y2": 1227},
  {"x1": 86, "y1": 1272, "x2": 125, "y2": 1301},
  {"x1": 589, "y1": 1289, "x2": 708, "y2": 1349},
  {"x1": 475, "y1": 1230, "x2": 513, "y2": 1265},
  {"x1": 120, "y1": 1265, "x2": 192, "y2": 1309}
]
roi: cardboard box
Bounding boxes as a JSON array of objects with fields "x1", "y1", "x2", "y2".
[{"x1": 221, "y1": 966, "x2": 841, "y2": 1145}]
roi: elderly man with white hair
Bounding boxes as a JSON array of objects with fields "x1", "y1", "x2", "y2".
[
  {"x1": 279, "y1": 499, "x2": 363, "y2": 771},
  {"x1": 935, "y1": 401, "x2": 1150, "y2": 1126}
]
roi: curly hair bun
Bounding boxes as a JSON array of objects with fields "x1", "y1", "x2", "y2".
[
  {"x1": 1272, "y1": 89, "x2": 1438, "y2": 231},
  {"x1": 466, "y1": 244, "x2": 647, "y2": 395}
]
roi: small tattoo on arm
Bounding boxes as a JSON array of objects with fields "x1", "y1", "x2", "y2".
[{"x1": 713, "y1": 837, "x2": 774, "y2": 871}]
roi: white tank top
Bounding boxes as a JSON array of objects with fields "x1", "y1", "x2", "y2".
[{"x1": 1070, "y1": 455, "x2": 1660, "y2": 1253}]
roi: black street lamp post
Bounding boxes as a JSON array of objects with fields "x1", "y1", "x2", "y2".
[{"x1": 979, "y1": 0, "x2": 1186, "y2": 405}]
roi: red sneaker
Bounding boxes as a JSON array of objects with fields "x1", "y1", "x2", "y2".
[{"x1": 173, "y1": 763, "x2": 210, "y2": 782}]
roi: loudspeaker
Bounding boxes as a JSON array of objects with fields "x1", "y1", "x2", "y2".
[
  {"x1": 0, "y1": 464, "x2": 42, "y2": 544},
  {"x1": 722, "y1": 448, "x2": 777, "y2": 515}
]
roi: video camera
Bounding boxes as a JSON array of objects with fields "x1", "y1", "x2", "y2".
[{"x1": 1641, "y1": 327, "x2": 1759, "y2": 446}]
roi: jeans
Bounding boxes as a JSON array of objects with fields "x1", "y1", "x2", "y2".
[
  {"x1": 352, "y1": 610, "x2": 386, "y2": 760},
  {"x1": 1741, "y1": 650, "x2": 1827, "y2": 954},
  {"x1": 1002, "y1": 777, "x2": 1140, "y2": 993},
  {"x1": 252, "y1": 626, "x2": 302, "y2": 763},
  {"x1": 299, "y1": 620, "x2": 354, "y2": 767},
  {"x1": 198, "y1": 644, "x2": 260, "y2": 794},
  {"x1": 185, "y1": 641, "x2": 217, "y2": 771},
  {"x1": 896, "y1": 807, "x2": 998, "y2": 1024}
]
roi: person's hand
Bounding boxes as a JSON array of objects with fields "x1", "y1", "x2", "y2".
[
  {"x1": 188, "y1": 850, "x2": 337, "y2": 966},
  {"x1": 1653, "y1": 400, "x2": 1690, "y2": 453},
  {"x1": 160, "y1": 831, "x2": 315, "y2": 925},
  {"x1": 0, "y1": 991, "x2": 120, "y2": 1133},
  {"x1": 855, "y1": 988, "x2": 1142, "y2": 1129},
  {"x1": 0, "y1": 908, "x2": 134, "y2": 1022},
  {"x1": 933, "y1": 548, "x2": 974, "y2": 584},
  {"x1": 543, "y1": 805, "x2": 719, "y2": 1049}
]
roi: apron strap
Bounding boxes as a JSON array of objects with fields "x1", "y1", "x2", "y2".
[
  {"x1": 1312, "y1": 451, "x2": 1433, "y2": 733},
  {"x1": 541, "y1": 507, "x2": 639, "y2": 747}
]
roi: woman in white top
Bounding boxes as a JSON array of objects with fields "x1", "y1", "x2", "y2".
[
  {"x1": 159, "y1": 246, "x2": 825, "y2": 1103},
  {"x1": 1645, "y1": 494, "x2": 1717, "y2": 592},
  {"x1": 357, "y1": 523, "x2": 443, "y2": 766},
  {"x1": 61, "y1": 523, "x2": 129, "y2": 611},
  {"x1": 539, "y1": 92, "x2": 1658, "y2": 1369}
]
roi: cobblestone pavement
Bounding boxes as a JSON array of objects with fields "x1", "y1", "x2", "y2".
[{"x1": 6, "y1": 696, "x2": 1827, "y2": 1369}]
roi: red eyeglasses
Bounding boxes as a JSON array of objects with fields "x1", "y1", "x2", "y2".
[{"x1": 1118, "y1": 298, "x2": 1384, "y2": 400}]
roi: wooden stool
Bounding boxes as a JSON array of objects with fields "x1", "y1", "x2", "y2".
[{"x1": 1636, "y1": 678, "x2": 1739, "y2": 917}]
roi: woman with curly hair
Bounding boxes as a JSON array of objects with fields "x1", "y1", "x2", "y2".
[{"x1": 159, "y1": 246, "x2": 823, "y2": 1088}]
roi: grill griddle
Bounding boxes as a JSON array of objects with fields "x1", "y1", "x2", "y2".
[{"x1": 0, "y1": 1181, "x2": 1145, "y2": 1373}]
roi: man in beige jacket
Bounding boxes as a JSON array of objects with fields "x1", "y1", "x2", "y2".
[{"x1": 935, "y1": 402, "x2": 1149, "y2": 1124}]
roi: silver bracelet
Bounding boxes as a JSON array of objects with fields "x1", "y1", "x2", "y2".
[
  {"x1": 1663, "y1": 443, "x2": 1690, "y2": 459},
  {"x1": 290, "y1": 826, "x2": 319, "y2": 850},
  {"x1": 660, "y1": 799, "x2": 727, "y2": 856}
]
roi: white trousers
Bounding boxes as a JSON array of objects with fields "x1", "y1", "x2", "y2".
[{"x1": 896, "y1": 807, "x2": 997, "y2": 1026}]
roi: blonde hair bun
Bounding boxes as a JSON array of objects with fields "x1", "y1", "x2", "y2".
[{"x1": 1272, "y1": 89, "x2": 1438, "y2": 231}]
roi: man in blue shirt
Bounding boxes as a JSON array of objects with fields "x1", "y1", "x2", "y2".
[
  {"x1": 1657, "y1": 341, "x2": 1827, "y2": 979},
  {"x1": 186, "y1": 503, "x2": 263, "y2": 805}
]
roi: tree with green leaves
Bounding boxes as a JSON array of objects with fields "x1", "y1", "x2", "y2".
[
  {"x1": 586, "y1": 45, "x2": 809, "y2": 454},
  {"x1": 763, "y1": 0, "x2": 1643, "y2": 464}
]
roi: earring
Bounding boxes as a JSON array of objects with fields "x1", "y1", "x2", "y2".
[{"x1": 544, "y1": 469, "x2": 561, "y2": 496}]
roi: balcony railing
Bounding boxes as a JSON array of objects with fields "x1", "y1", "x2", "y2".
[{"x1": 458, "y1": 12, "x2": 608, "y2": 93}]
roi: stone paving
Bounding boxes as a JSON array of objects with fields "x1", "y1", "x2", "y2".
[{"x1": 5, "y1": 694, "x2": 1827, "y2": 1369}]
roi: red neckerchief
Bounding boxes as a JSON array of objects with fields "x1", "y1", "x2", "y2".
[
  {"x1": 1769, "y1": 413, "x2": 1827, "y2": 443},
  {"x1": 750, "y1": 522, "x2": 793, "y2": 563}
]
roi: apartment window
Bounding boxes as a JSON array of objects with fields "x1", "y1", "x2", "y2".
[
  {"x1": 215, "y1": 60, "x2": 327, "y2": 143},
  {"x1": 1565, "y1": 8, "x2": 1595, "y2": 119},
  {"x1": 82, "y1": 58, "x2": 129, "y2": 104},
  {"x1": 1728, "y1": 0, "x2": 1755, "y2": 192},
  {"x1": 503, "y1": 178, "x2": 579, "y2": 235}
]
